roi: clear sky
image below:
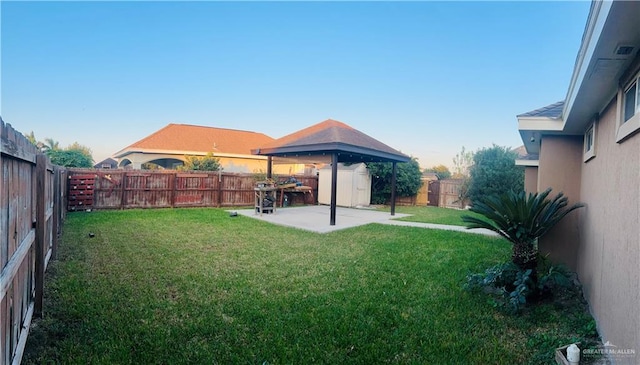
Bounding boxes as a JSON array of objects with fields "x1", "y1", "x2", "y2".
[{"x1": 1, "y1": 1, "x2": 591, "y2": 169}]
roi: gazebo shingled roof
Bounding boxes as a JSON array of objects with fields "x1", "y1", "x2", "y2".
[
  {"x1": 252, "y1": 119, "x2": 410, "y2": 226},
  {"x1": 252, "y1": 119, "x2": 410, "y2": 163}
]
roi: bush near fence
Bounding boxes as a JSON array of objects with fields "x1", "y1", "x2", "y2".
[{"x1": 1, "y1": 119, "x2": 66, "y2": 365}]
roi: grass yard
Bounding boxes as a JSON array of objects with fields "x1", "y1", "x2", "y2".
[
  {"x1": 386, "y1": 205, "x2": 486, "y2": 226},
  {"x1": 24, "y1": 208, "x2": 598, "y2": 364}
]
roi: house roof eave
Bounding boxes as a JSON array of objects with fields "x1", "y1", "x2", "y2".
[
  {"x1": 563, "y1": 1, "x2": 640, "y2": 131},
  {"x1": 254, "y1": 142, "x2": 410, "y2": 163},
  {"x1": 515, "y1": 158, "x2": 539, "y2": 167}
]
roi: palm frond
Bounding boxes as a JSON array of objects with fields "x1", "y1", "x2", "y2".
[{"x1": 464, "y1": 188, "x2": 584, "y2": 245}]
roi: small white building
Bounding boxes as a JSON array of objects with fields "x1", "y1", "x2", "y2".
[{"x1": 318, "y1": 163, "x2": 371, "y2": 208}]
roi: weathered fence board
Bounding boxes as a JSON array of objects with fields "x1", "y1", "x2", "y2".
[
  {"x1": 428, "y1": 180, "x2": 440, "y2": 207},
  {"x1": 1, "y1": 119, "x2": 66, "y2": 365},
  {"x1": 67, "y1": 169, "x2": 319, "y2": 210},
  {"x1": 438, "y1": 179, "x2": 467, "y2": 209}
]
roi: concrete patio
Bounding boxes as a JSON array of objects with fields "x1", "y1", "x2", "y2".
[{"x1": 232, "y1": 205, "x2": 500, "y2": 236}]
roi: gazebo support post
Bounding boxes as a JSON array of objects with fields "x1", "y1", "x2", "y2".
[
  {"x1": 267, "y1": 156, "x2": 273, "y2": 179},
  {"x1": 390, "y1": 162, "x2": 397, "y2": 216},
  {"x1": 330, "y1": 153, "x2": 338, "y2": 225}
]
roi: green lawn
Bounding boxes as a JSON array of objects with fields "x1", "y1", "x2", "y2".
[
  {"x1": 24, "y1": 208, "x2": 598, "y2": 364},
  {"x1": 386, "y1": 205, "x2": 486, "y2": 226}
]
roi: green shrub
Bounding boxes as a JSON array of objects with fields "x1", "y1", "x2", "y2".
[{"x1": 465, "y1": 260, "x2": 574, "y2": 314}]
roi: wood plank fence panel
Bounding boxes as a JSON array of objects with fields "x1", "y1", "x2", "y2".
[
  {"x1": 1, "y1": 120, "x2": 39, "y2": 365},
  {"x1": 67, "y1": 169, "x2": 320, "y2": 210},
  {"x1": 220, "y1": 174, "x2": 255, "y2": 207},
  {"x1": 1, "y1": 119, "x2": 65, "y2": 365},
  {"x1": 174, "y1": 173, "x2": 219, "y2": 207},
  {"x1": 395, "y1": 195, "x2": 417, "y2": 206},
  {"x1": 438, "y1": 179, "x2": 465, "y2": 209},
  {"x1": 95, "y1": 171, "x2": 125, "y2": 209},
  {"x1": 130, "y1": 173, "x2": 173, "y2": 208}
]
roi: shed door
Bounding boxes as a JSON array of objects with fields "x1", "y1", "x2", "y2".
[{"x1": 356, "y1": 171, "x2": 371, "y2": 206}]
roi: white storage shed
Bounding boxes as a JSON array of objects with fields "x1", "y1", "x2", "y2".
[{"x1": 318, "y1": 163, "x2": 372, "y2": 208}]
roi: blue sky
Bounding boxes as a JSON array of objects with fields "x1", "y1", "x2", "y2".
[{"x1": 1, "y1": 1, "x2": 590, "y2": 169}]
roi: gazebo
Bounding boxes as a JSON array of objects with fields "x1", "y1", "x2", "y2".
[{"x1": 252, "y1": 119, "x2": 411, "y2": 226}]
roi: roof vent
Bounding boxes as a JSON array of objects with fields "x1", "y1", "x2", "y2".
[{"x1": 615, "y1": 45, "x2": 635, "y2": 56}]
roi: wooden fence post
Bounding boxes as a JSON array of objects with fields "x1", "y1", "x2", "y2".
[
  {"x1": 120, "y1": 171, "x2": 127, "y2": 210},
  {"x1": 34, "y1": 154, "x2": 47, "y2": 317},
  {"x1": 217, "y1": 171, "x2": 222, "y2": 208},
  {"x1": 51, "y1": 167, "x2": 61, "y2": 260},
  {"x1": 170, "y1": 172, "x2": 176, "y2": 207}
]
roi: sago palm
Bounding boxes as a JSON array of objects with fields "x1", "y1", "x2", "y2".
[{"x1": 462, "y1": 188, "x2": 584, "y2": 276}]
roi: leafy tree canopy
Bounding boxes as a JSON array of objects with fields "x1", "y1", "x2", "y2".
[
  {"x1": 467, "y1": 144, "x2": 523, "y2": 205},
  {"x1": 47, "y1": 149, "x2": 93, "y2": 168},
  {"x1": 22, "y1": 132, "x2": 94, "y2": 167},
  {"x1": 367, "y1": 158, "x2": 422, "y2": 204},
  {"x1": 424, "y1": 164, "x2": 451, "y2": 180},
  {"x1": 24, "y1": 131, "x2": 38, "y2": 146},
  {"x1": 67, "y1": 141, "x2": 93, "y2": 157},
  {"x1": 42, "y1": 138, "x2": 61, "y2": 152},
  {"x1": 178, "y1": 153, "x2": 223, "y2": 171},
  {"x1": 452, "y1": 146, "x2": 473, "y2": 178}
]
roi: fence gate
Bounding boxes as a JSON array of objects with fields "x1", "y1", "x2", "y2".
[
  {"x1": 428, "y1": 180, "x2": 440, "y2": 207},
  {"x1": 438, "y1": 179, "x2": 465, "y2": 209}
]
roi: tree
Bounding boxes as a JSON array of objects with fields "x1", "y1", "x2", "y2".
[
  {"x1": 67, "y1": 141, "x2": 93, "y2": 157},
  {"x1": 452, "y1": 146, "x2": 473, "y2": 178},
  {"x1": 43, "y1": 141, "x2": 94, "y2": 167},
  {"x1": 24, "y1": 131, "x2": 38, "y2": 146},
  {"x1": 42, "y1": 138, "x2": 60, "y2": 152},
  {"x1": 462, "y1": 188, "x2": 583, "y2": 283},
  {"x1": 66, "y1": 142, "x2": 93, "y2": 164},
  {"x1": 367, "y1": 158, "x2": 422, "y2": 204},
  {"x1": 467, "y1": 145, "x2": 523, "y2": 206},
  {"x1": 424, "y1": 164, "x2": 451, "y2": 180},
  {"x1": 47, "y1": 149, "x2": 93, "y2": 168},
  {"x1": 178, "y1": 153, "x2": 222, "y2": 171}
]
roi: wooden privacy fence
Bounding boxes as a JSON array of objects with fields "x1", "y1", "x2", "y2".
[
  {"x1": 1, "y1": 119, "x2": 67, "y2": 365},
  {"x1": 437, "y1": 179, "x2": 467, "y2": 209},
  {"x1": 67, "y1": 169, "x2": 319, "y2": 210},
  {"x1": 394, "y1": 179, "x2": 466, "y2": 208}
]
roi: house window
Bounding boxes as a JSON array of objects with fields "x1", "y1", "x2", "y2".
[
  {"x1": 584, "y1": 122, "x2": 596, "y2": 162},
  {"x1": 623, "y1": 80, "x2": 638, "y2": 122},
  {"x1": 617, "y1": 71, "x2": 640, "y2": 142}
]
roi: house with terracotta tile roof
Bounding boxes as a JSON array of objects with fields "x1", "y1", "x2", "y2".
[
  {"x1": 517, "y1": 1, "x2": 639, "y2": 360},
  {"x1": 113, "y1": 123, "x2": 307, "y2": 174}
]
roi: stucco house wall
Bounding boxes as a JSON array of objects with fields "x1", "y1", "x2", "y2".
[
  {"x1": 577, "y1": 97, "x2": 640, "y2": 355},
  {"x1": 537, "y1": 135, "x2": 583, "y2": 271},
  {"x1": 118, "y1": 151, "x2": 305, "y2": 174},
  {"x1": 523, "y1": 166, "x2": 538, "y2": 194},
  {"x1": 516, "y1": 2, "x2": 640, "y2": 360}
]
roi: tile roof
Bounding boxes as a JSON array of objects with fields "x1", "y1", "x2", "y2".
[
  {"x1": 93, "y1": 157, "x2": 117, "y2": 168},
  {"x1": 513, "y1": 145, "x2": 527, "y2": 158},
  {"x1": 253, "y1": 119, "x2": 410, "y2": 163},
  {"x1": 519, "y1": 153, "x2": 540, "y2": 161},
  {"x1": 422, "y1": 172, "x2": 439, "y2": 179},
  {"x1": 121, "y1": 124, "x2": 274, "y2": 155},
  {"x1": 517, "y1": 101, "x2": 565, "y2": 118}
]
